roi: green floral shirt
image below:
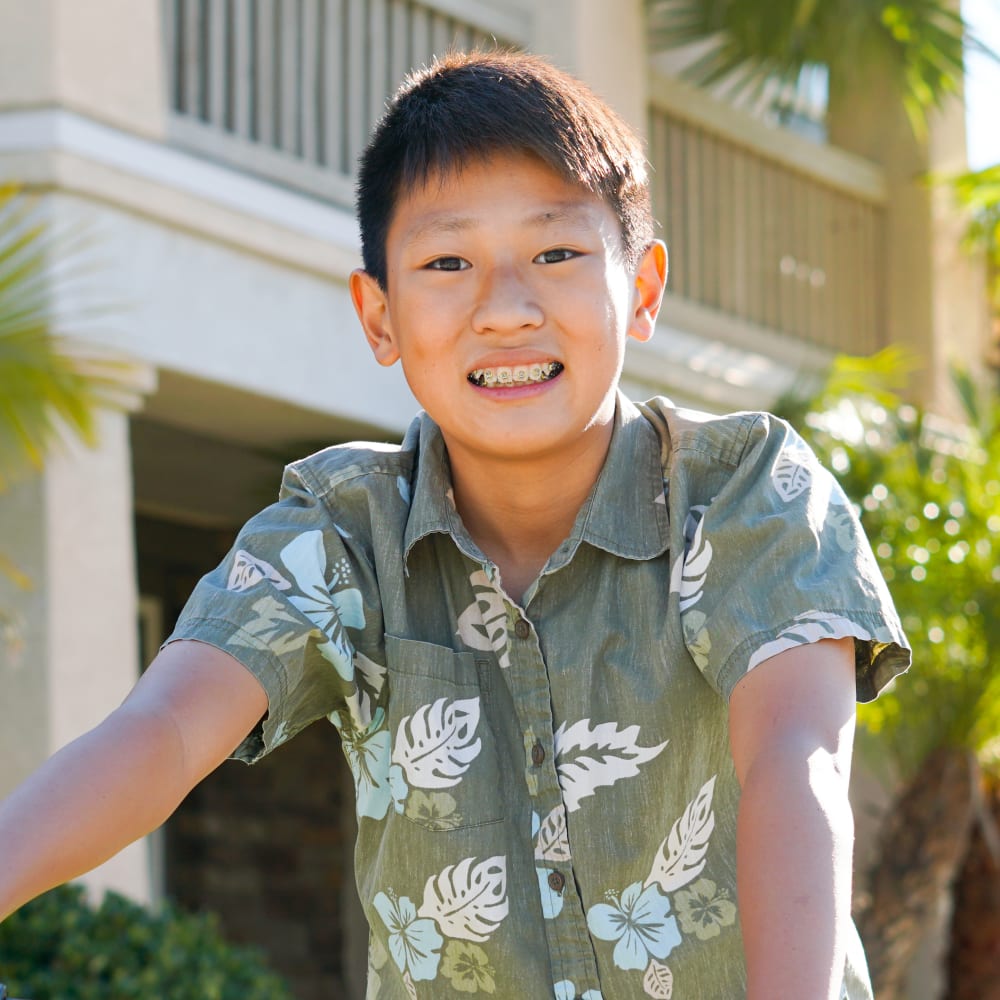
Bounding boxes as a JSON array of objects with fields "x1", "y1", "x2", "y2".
[{"x1": 168, "y1": 394, "x2": 910, "y2": 1000}]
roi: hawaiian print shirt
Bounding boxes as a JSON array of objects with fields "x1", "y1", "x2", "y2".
[{"x1": 168, "y1": 394, "x2": 910, "y2": 1000}]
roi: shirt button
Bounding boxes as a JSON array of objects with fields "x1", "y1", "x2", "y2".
[
  {"x1": 530, "y1": 741, "x2": 545, "y2": 767},
  {"x1": 547, "y1": 870, "x2": 565, "y2": 893},
  {"x1": 513, "y1": 618, "x2": 531, "y2": 639}
]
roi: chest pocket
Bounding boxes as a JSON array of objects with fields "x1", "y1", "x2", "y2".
[{"x1": 382, "y1": 634, "x2": 505, "y2": 832}]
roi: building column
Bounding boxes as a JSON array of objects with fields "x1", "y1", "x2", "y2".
[
  {"x1": 0, "y1": 0, "x2": 166, "y2": 139},
  {"x1": 0, "y1": 406, "x2": 153, "y2": 905},
  {"x1": 529, "y1": 0, "x2": 649, "y2": 136},
  {"x1": 827, "y1": 61, "x2": 991, "y2": 413}
]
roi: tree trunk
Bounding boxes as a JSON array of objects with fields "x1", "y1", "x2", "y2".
[
  {"x1": 946, "y1": 772, "x2": 1000, "y2": 1000},
  {"x1": 855, "y1": 746, "x2": 976, "y2": 999}
]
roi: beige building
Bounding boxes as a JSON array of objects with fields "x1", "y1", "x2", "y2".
[{"x1": 0, "y1": 1, "x2": 991, "y2": 997}]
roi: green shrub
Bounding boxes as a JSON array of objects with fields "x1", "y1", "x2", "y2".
[{"x1": 0, "y1": 884, "x2": 295, "y2": 1000}]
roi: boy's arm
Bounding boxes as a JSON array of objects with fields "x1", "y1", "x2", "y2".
[
  {"x1": 729, "y1": 636, "x2": 857, "y2": 1000},
  {"x1": 0, "y1": 640, "x2": 268, "y2": 922}
]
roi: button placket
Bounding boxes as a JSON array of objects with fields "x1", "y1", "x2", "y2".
[{"x1": 505, "y1": 607, "x2": 602, "y2": 991}]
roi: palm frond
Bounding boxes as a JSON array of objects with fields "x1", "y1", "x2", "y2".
[
  {"x1": 0, "y1": 185, "x2": 140, "y2": 492},
  {"x1": 646, "y1": 0, "x2": 998, "y2": 137}
]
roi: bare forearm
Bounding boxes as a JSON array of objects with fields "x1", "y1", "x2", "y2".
[
  {"x1": 737, "y1": 749, "x2": 854, "y2": 1000},
  {"x1": 0, "y1": 705, "x2": 189, "y2": 921}
]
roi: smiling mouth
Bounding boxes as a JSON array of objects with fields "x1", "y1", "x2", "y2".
[{"x1": 467, "y1": 361, "x2": 564, "y2": 388}]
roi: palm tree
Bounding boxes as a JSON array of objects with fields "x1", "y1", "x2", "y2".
[
  {"x1": 949, "y1": 162, "x2": 1000, "y2": 368},
  {"x1": 646, "y1": 5, "x2": 999, "y2": 993},
  {"x1": 778, "y1": 357, "x2": 1000, "y2": 998},
  {"x1": 645, "y1": 0, "x2": 992, "y2": 136},
  {"x1": 0, "y1": 182, "x2": 138, "y2": 631}
]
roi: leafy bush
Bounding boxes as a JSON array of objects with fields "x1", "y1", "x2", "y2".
[
  {"x1": 783, "y1": 359, "x2": 1000, "y2": 783},
  {"x1": 0, "y1": 884, "x2": 295, "y2": 1000}
]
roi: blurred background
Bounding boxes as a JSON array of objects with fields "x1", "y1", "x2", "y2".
[{"x1": 0, "y1": 1, "x2": 997, "y2": 997}]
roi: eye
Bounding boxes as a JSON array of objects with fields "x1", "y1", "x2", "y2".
[
  {"x1": 534, "y1": 248, "x2": 579, "y2": 264},
  {"x1": 425, "y1": 256, "x2": 469, "y2": 271}
]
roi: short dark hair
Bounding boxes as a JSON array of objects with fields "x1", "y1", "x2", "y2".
[{"x1": 356, "y1": 50, "x2": 655, "y2": 288}]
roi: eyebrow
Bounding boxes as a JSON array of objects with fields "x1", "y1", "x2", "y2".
[{"x1": 404, "y1": 202, "x2": 598, "y2": 246}]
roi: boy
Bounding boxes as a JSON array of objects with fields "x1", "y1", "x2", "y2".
[{"x1": 0, "y1": 51, "x2": 909, "y2": 999}]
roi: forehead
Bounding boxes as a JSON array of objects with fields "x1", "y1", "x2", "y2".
[{"x1": 387, "y1": 152, "x2": 620, "y2": 249}]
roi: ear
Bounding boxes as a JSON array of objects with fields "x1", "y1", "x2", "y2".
[
  {"x1": 627, "y1": 240, "x2": 668, "y2": 344},
  {"x1": 350, "y1": 269, "x2": 400, "y2": 366}
]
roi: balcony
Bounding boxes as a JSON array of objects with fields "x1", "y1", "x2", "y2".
[
  {"x1": 160, "y1": 0, "x2": 888, "y2": 407},
  {"x1": 163, "y1": 0, "x2": 524, "y2": 207}
]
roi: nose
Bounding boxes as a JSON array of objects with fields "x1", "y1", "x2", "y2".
[{"x1": 470, "y1": 263, "x2": 544, "y2": 334}]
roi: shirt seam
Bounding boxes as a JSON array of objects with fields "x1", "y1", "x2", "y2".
[
  {"x1": 670, "y1": 412, "x2": 760, "y2": 469},
  {"x1": 716, "y1": 606, "x2": 906, "y2": 697},
  {"x1": 167, "y1": 614, "x2": 290, "y2": 705}
]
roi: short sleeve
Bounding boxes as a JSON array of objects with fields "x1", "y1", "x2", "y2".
[
  {"x1": 672, "y1": 414, "x2": 910, "y2": 703},
  {"x1": 164, "y1": 465, "x2": 371, "y2": 762}
]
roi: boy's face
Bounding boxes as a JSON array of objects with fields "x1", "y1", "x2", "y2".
[{"x1": 351, "y1": 152, "x2": 666, "y2": 472}]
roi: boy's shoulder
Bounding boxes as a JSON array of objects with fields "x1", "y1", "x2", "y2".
[
  {"x1": 635, "y1": 395, "x2": 790, "y2": 472},
  {"x1": 282, "y1": 413, "x2": 428, "y2": 501}
]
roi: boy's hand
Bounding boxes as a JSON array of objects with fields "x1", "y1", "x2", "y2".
[
  {"x1": 0, "y1": 641, "x2": 267, "y2": 922},
  {"x1": 729, "y1": 636, "x2": 857, "y2": 1000}
]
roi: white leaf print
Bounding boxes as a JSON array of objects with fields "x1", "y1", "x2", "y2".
[
  {"x1": 643, "y1": 959, "x2": 673, "y2": 999},
  {"x1": 402, "y1": 970, "x2": 417, "y2": 1000},
  {"x1": 456, "y1": 570, "x2": 510, "y2": 669},
  {"x1": 228, "y1": 595, "x2": 313, "y2": 655},
  {"x1": 392, "y1": 697, "x2": 483, "y2": 789},
  {"x1": 646, "y1": 776, "x2": 717, "y2": 893},
  {"x1": 227, "y1": 550, "x2": 291, "y2": 592},
  {"x1": 356, "y1": 651, "x2": 387, "y2": 700},
  {"x1": 554, "y1": 720, "x2": 668, "y2": 813},
  {"x1": 418, "y1": 855, "x2": 509, "y2": 942},
  {"x1": 669, "y1": 515, "x2": 713, "y2": 612},
  {"x1": 746, "y1": 611, "x2": 875, "y2": 672},
  {"x1": 344, "y1": 650, "x2": 386, "y2": 730},
  {"x1": 772, "y1": 446, "x2": 813, "y2": 503},
  {"x1": 534, "y1": 805, "x2": 572, "y2": 863}
]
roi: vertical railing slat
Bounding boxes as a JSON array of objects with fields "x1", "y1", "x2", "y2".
[
  {"x1": 717, "y1": 137, "x2": 736, "y2": 316},
  {"x1": 388, "y1": 0, "x2": 411, "y2": 96},
  {"x1": 346, "y1": 0, "x2": 368, "y2": 168},
  {"x1": 431, "y1": 11, "x2": 452, "y2": 57},
  {"x1": 368, "y1": 0, "x2": 389, "y2": 132},
  {"x1": 321, "y1": 0, "x2": 345, "y2": 171},
  {"x1": 685, "y1": 128, "x2": 703, "y2": 307},
  {"x1": 207, "y1": 0, "x2": 228, "y2": 129},
  {"x1": 667, "y1": 117, "x2": 687, "y2": 300},
  {"x1": 300, "y1": 0, "x2": 320, "y2": 161},
  {"x1": 409, "y1": 4, "x2": 431, "y2": 70},
  {"x1": 164, "y1": 0, "x2": 180, "y2": 111},
  {"x1": 232, "y1": 0, "x2": 253, "y2": 138},
  {"x1": 181, "y1": 0, "x2": 204, "y2": 119},
  {"x1": 255, "y1": 0, "x2": 276, "y2": 146},
  {"x1": 279, "y1": 0, "x2": 299, "y2": 154}
]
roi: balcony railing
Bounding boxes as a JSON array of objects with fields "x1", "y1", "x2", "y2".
[
  {"x1": 161, "y1": 4, "x2": 888, "y2": 357},
  {"x1": 648, "y1": 74, "x2": 888, "y2": 356},
  {"x1": 163, "y1": 0, "x2": 522, "y2": 205}
]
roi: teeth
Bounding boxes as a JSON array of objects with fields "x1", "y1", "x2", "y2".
[{"x1": 468, "y1": 361, "x2": 563, "y2": 388}]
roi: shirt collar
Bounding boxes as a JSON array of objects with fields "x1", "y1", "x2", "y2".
[
  {"x1": 402, "y1": 393, "x2": 670, "y2": 569},
  {"x1": 568, "y1": 393, "x2": 670, "y2": 561}
]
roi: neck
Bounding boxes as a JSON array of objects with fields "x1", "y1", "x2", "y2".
[{"x1": 446, "y1": 422, "x2": 614, "y2": 602}]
